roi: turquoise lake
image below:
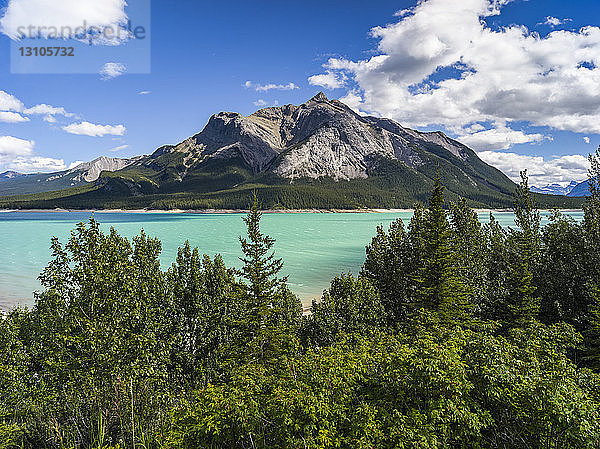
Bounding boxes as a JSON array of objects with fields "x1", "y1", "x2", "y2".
[{"x1": 0, "y1": 210, "x2": 584, "y2": 310}]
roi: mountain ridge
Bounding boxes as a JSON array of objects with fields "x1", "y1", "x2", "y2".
[
  {"x1": 0, "y1": 93, "x2": 584, "y2": 210},
  {"x1": 0, "y1": 156, "x2": 141, "y2": 197}
]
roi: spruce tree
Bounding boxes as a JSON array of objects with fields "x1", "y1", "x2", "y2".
[
  {"x1": 504, "y1": 170, "x2": 541, "y2": 327},
  {"x1": 414, "y1": 174, "x2": 472, "y2": 324},
  {"x1": 237, "y1": 192, "x2": 301, "y2": 361},
  {"x1": 583, "y1": 147, "x2": 600, "y2": 367},
  {"x1": 239, "y1": 193, "x2": 285, "y2": 307}
]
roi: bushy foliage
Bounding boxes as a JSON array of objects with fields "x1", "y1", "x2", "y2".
[
  {"x1": 2, "y1": 156, "x2": 600, "y2": 448},
  {"x1": 167, "y1": 322, "x2": 600, "y2": 449}
]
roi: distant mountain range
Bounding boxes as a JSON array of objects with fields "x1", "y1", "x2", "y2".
[
  {"x1": 529, "y1": 180, "x2": 594, "y2": 198},
  {"x1": 0, "y1": 156, "x2": 142, "y2": 197},
  {"x1": 0, "y1": 171, "x2": 24, "y2": 180},
  {"x1": 568, "y1": 179, "x2": 592, "y2": 197},
  {"x1": 0, "y1": 93, "x2": 584, "y2": 210},
  {"x1": 531, "y1": 181, "x2": 579, "y2": 196}
]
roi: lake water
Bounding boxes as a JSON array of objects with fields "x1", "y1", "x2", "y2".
[{"x1": 0, "y1": 210, "x2": 584, "y2": 310}]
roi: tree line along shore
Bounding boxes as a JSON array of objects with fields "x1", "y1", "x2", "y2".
[{"x1": 3, "y1": 149, "x2": 600, "y2": 447}]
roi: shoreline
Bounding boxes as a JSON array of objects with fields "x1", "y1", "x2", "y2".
[{"x1": 0, "y1": 208, "x2": 585, "y2": 214}]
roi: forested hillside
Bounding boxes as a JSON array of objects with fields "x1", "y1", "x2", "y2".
[
  {"x1": 2, "y1": 152, "x2": 600, "y2": 448},
  {"x1": 0, "y1": 94, "x2": 585, "y2": 210}
]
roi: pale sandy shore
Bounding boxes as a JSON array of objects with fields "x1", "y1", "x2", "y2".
[{"x1": 0, "y1": 208, "x2": 584, "y2": 214}]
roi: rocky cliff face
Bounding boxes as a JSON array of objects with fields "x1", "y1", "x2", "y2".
[
  {"x1": 145, "y1": 92, "x2": 483, "y2": 182},
  {"x1": 69, "y1": 156, "x2": 142, "y2": 182}
]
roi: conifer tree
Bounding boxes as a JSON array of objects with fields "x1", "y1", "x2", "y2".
[
  {"x1": 583, "y1": 147, "x2": 600, "y2": 367},
  {"x1": 414, "y1": 174, "x2": 472, "y2": 324},
  {"x1": 450, "y1": 197, "x2": 486, "y2": 307},
  {"x1": 237, "y1": 192, "x2": 301, "y2": 361},
  {"x1": 480, "y1": 213, "x2": 511, "y2": 320},
  {"x1": 504, "y1": 170, "x2": 541, "y2": 327},
  {"x1": 363, "y1": 218, "x2": 414, "y2": 324}
]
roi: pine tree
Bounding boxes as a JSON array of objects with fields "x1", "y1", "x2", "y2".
[
  {"x1": 504, "y1": 170, "x2": 541, "y2": 327},
  {"x1": 414, "y1": 174, "x2": 472, "y2": 324}
]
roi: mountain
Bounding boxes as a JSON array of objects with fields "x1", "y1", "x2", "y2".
[
  {"x1": 0, "y1": 171, "x2": 23, "y2": 180},
  {"x1": 0, "y1": 93, "x2": 584, "y2": 210},
  {"x1": 568, "y1": 179, "x2": 593, "y2": 197},
  {"x1": 531, "y1": 181, "x2": 579, "y2": 196},
  {"x1": 0, "y1": 156, "x2": 142, "y2": 197}
]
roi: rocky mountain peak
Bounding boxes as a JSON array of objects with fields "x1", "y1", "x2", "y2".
[
  {"x1": 0, "y1": 170, "x2": 23, "y2": 180},
  {"x1": 309, "y1": 92, "x2": 329, "y2": 103},
  {"x1": 141, "y1": 94, "x2": 495, "y2": 185},
  {"x1": 68, "y1": 156, "x2": 140, "y2": 182}
]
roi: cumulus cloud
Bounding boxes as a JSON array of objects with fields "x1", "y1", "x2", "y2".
[
  {"x1": 8, "y1": 156, "x2": 67, "y2": 173},
  {"x1": 458, "y1": 123, "x2": 547, "y2": 151},
  {"x1": 0, "y1": 91, "x2": 24, "y2": 112},
  {"x1": 62, "y1": 121, "x2": 126, "y2": 137},
  {"x1": 308, "y1": 71, "x2": 346, "y2": 89},
  {"x1": 0, "y1": 137, "x2": 67, "y2": 173},
  {"x1": 0, "y1": 136, "x2": 35, "y2": 158},
  {"x1": 313, "y1": 0, "x2": 600, "y2": 138},
  {"x1": 23, "y1": 103, "x2": 73, "y2": 117},
  {"x1": 100, "y1": 62, "x2": 126, "y2": 79},
  {"x1": 478, "y1": 151, "x2": 590, "y2": 185},
  {"x1": 0, "y1": 111, "x2": 29, "y2": 123},
  {"x1": 0, "y1": 0, "x2": 129, "y2": 44},
  {"x1": 544, "y1": 16, "x2": 566, "y2": 27},
  {"x1": 244, "y1": 81, "x2": 298, "y2": 92},
  {"x1": 584, "y1": 136, "x2": 591, "y2": 144},
  {"x1": 68, "y1": 160, "x2": 84, "y2": 169},
  {"x1": 253, "y1": 99, "x2": 268, "y2": 107}
]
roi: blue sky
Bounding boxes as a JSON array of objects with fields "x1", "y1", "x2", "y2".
[{"x1": 0, "y1": 0, "x2": 599, "y2": 187}]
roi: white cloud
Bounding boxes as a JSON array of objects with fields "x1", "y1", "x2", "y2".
[
  {"x1": 8, "y1": 156, "x2": 67, "y2": 173},
  {"x1": 68, "y1": 160, "x2": 84, "y2": 169},
  {"x1": 0, "y1": 136, "x2": 69, "y2": 173},
  {"x1": 314, "y1": 0, "x2": 600, "y2": 138},
  {"x1": 458, "y1": 123, "x2": 547, "y2": 151},
  {"x1": 100, "y1": 62, "x2": 126, "y2": 79},
  {"x1": 544, "y1": 16, "x2": 566, "y2": 27},
  {"x1": 62, "y1": 121, "x2": 126, "y2": 137},
  {"x1": 0, "y1": 0, "x2": 129, "y2": 44},
  {"x1": 23, "y1": 103, "x2": 72, "y2": 117},
  {"x1": 244, "y1": 81, "x2": 298, "y2": 92},
  {"x1": 43, "y1": 115, "x2": 57, "y2": 123},
  {"x1": 108, "y1": 144, "x2": 128, "y2": 152},
  {"x1": 138, "y1": 91, "x2": 151, "y2": 95},
  {"x1": 584, "y1": 136, "x2": 591, "y2": 144},
  {"x1": 338, "y1": 90, "x2": 365, "y2": 113},
  {"x1": 0, "y1": 136, "x2": 35, "y2": 158},
  {"x1": 478, "y1": 151, "x2": 590, "y2": 185},
  {"x1": 308, "y1": 71, "x2": 346, "y2": 89},
  {"x1": 253, "y1": 99, "x2": 267, "y2": 107},
  {"x1": 394, "y1": 8, "x2": 413, "y2": 17},
  {"x1": 0, "y1": 91, "x2": 24, "y2": 112},
  {"x1": 0, "y1": 111, "x2": 29, "y2": 123}
]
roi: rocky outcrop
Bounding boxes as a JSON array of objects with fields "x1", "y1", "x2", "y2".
[
  {"x1": 145, "y1": 92, "x2": 476, "y2": 181},
  {"x1": 68, "y1": 156, "x2": 142, "y2": 182}
]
